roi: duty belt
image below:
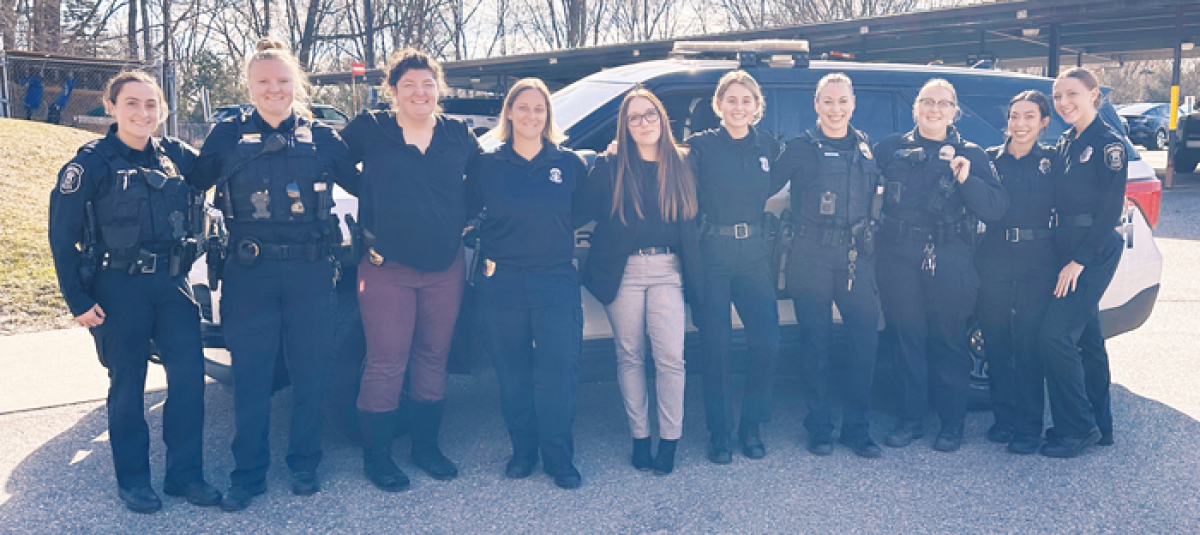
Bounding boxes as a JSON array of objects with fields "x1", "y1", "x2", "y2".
[
  {"x1": 1003, "y1": 228, "x2": 1055, "y2": 242},
  {"x1": 882, "y1": 220, "x2": 941, "y2": 243},
  {"x1": 634, "y1": 246, "x2": 674, "y2": 256},
  {"x1": 795, "y1": 225, "x2": 852, "y2": 247},
  {"x1": 237, "y1": 238, "x2": 329, "y2": 262},
  {"x1": 706, "y1": 223, "x2": 759, "y2": 239},
  {"x1": 1055, "y1": 213, "x2": 1094, "y2": 227},
  {"x1": 104, "y1": 249, "x2": 169, "y2": 274}
]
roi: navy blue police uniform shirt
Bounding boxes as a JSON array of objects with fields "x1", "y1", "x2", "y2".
[
  {"x1": 1054, "y1": 118, "x2": 1128, "y2": 266},
  {"x1": 48, "y1": 126, "x2": 199, "y2": 317},
  {"x1": 771, "y1": 126, "x2": 863, "y2": 226},
  {"x1": 465, "y1": 141, "x2": 588, "y2": 271},
  {"x1": 686, "y1": 125, "x2": 783, "y2": 226},
  {"x1": 978, "y1": 141, "x2": 1057, "y2": 260},
  {"x1": 190, "y1": 110, "x2": 358, "y2": 243},
  {"x1": 341, "y1": 111, "x2": 481, "y2": 272}
]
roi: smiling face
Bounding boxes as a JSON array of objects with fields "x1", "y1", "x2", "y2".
[
  {"x1": 915, "y1": 85, "x2": 957, "y2": 135},
  {"x1": 107, "y1": 81, "x2": 161, "y2": 143},
  {"x1": 391, "y1": 68, "x2": 439, "y2": 121},
  {"x1": 1052, "y1": 76, "x2": 1099, "y2": 129},
  {"x1": 625, "y1": 96, "x2": 662, "y2": 149},
  {"x1": 815, "y1": 81, "x2": 855, "y2": 135},
  {"x1": 1007, "y1": 99, "x2": 1049, "y2": 146},
  {"x1": 248, "y1": 58, "x2": 295, "y2": 121},
  {"x1": 718, "y1": 82, "x2": 759, "y2": 131},
  {"x1": 508, "y1": 88, "x2": 548, "y2": 143}
]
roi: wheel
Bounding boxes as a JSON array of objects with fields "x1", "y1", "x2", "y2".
[
  {"x1": 967, "y1": 322, "x2": 991, "y2": 411},
  {"x1": 1154, "y1": 129, "x2": 1168, "y2": 151}
]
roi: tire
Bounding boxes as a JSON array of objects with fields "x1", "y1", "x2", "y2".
[
  {"x1": 967, "y1": 322, "x2": 991, "y2": 411},
  {"x1": 1154, "y1": 129, "x2": 1168, "y2": 151}
]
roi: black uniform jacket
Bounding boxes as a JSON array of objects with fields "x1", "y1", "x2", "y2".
[
  {"x1": 1054, "y1": 118, "x2": 1128, "y2": 266},
  {"x1": 49, "y1": 126, "x2": 198, "y2": 316},
  {"x1": 341, "y1": 111, "x2": 481, "y2": 272},
  {"x1": 466, "y1": 141, "x2": 588, "y2": 271},
  {"x1": 874, "y1": 126, "x2": 1009, "y2": 225},
  {"x1": 573, "y1": 152, "x2": 705, "y2": 306},
  {"x1": 685, "y1": 125, "x2": 783, "y2": 226},
  {"x1": 978, "y1": 141, "x2": 1057, "y2": 260}
]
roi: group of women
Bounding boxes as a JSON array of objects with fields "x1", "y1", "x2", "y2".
[{"x1": 49, "y1": 37, "x2": 1126, "y2": 514}]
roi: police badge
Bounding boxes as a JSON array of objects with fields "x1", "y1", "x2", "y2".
[
  {"x1": 760, "y1": 156, "x2": 770, "y2": 172},
  {"x1": 295, "y1": 126, "x2": 313, "y2": 143},
  {"x1": 1080, "y1": 146, "x2": 1093, "y2": 163},
  {"x1": 859, "y1": 143, "x2": 872, "y2": 159},
  {"x1": 939, "y1": 145, "x2": 956, "y2": 161},
  {"x1": 1039, "y1": 157, "x2": 1052, "y2": 175},
  {"x1": 549, "y1": 168, "x2": 563, "y2": 184}
]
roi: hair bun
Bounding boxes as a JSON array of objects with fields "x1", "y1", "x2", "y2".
[{"x1": 256, "y1": 37, "x2": 287, "y2": 52}]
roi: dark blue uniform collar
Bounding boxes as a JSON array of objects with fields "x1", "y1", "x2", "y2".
[
  {"x1": 104, "y1": 123, "x2": 161, "y2": 163},
  {"x1": 494, "y1": 139, "x2": 566, "y2": 166},
  {"x1": 247, "y1": 109, "x2": 298, "y2": 134},
  {"x1": 716, "y1": 125, "x2": 767, "y2": 150},
  {"x1": 996, "y1": 138, "x2": 1048, "y2": 162},
  {"x1": 1063, "y1": 115, "x2": 1107, "y2": 143},
  {"x1": 908, "y1": 125, "x2": 965, "y2": 147}
]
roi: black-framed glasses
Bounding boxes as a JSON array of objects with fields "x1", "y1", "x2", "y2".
[{"x1": 627, "y1": 109, "x2": 661, "y2": 127}]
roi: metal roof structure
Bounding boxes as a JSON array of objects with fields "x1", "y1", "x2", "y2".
[{"x1": 312, "y1": 0, "x2": 1200, "y2": 90}]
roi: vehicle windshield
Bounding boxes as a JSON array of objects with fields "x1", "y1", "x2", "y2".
[{"x1": 481, "y1": 79, "x2": 634, "y2": 150}]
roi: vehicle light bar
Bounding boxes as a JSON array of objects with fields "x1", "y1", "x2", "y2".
[{"x1": 671, "y1": 39, "x2": 811, "y2": 68}]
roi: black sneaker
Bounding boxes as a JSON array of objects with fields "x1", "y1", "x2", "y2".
[
  {"x1": 839, "y1": 435, "x2": 883, "y2": 459},
  {"x1": 163, "y1": 479, "x2": 221, "y2": 507},
  {"x1": 220, "y1": 482, "x2": 267, "y2": 512},
  {"x1": 291, "y1": 471, "x2": 320, "y2": 496},
  {"x1": 885, "y1": 420, "x2": 925, "y2": 448},
  {"x1": 986, "y1": 423, "x2": 1015, "y2": 444},
  {"x1": 707, "y1": 433, "x2": 733, "y2": 465},
  {"x1": 933, "y1": 422, "x2": 964, "y2": 452},
  {"x1": 1040, "y1": 428, "x2": 1102, "y2": 458},
  {"x1": 117, "y1": 485, "x2": 162, "y2": 514},
  {"x1": 806, "y1": 434, "x2": 833, "y2": 456}
]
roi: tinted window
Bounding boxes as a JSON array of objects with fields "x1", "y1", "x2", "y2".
[{"x1": 768, "y1": 87, "x2": 898, "y2": 143}]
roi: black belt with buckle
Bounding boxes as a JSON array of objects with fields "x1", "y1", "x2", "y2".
[
  {"x1": 1055, "y1": 213, "x2": 1094, "y2": 227},
  {"x1": 796, "y1": 225, "x2": 852, "y2": 246},
  {"x1": 708, "y1": 223, "x2": 758, "y2": 239},
  {"x1": 105, "y1": 249, "x2": 167, "y2": 274},
  {"x1": 236, "y1": 238, "x2": 328, "y2": 262},
  {"x1": 1003, "y1": 227, "x2": 1055, "y2": 242},
  {"x1": 635, "y1": 246, "x2": 674, "y2": 256}
]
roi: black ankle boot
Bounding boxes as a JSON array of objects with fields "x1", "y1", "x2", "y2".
[
  {"x1": 653, "y1": 439, "x2": 678, "y2": 475},
  {"x1": 738, "y1": 422, "x2": 766, "y2": 459},
  {"x1": 359, "y1": 410, "x2": 410, "y2": 492},
  {"x1": 409, "y1": 400, "x2": 459, "y2": 480},
  {"x1": 632, "y1": 438, "x2": 653, "y2": 471}
]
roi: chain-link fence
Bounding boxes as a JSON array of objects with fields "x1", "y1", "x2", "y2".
[{"x1": 0, "y1": 49, "x2": 154, "y2": 133}]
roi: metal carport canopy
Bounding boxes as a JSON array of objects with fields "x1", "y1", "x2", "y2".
[{"x1": 311, "y1": 0, "x2": 1200, "y2": 89}]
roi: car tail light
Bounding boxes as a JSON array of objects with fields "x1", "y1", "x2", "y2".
[{"x1": 1126, "y1": 178, "x2": 1162, "y2": 228}]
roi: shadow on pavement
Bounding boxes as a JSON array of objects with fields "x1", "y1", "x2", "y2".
[{"x1": 3, "y1": 375, "x2": 1200, "y2": 532}]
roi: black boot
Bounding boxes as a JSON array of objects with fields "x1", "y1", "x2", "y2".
[
  {"x1": 631, "y1": 438, "x2": 653, "y2": 471},
  {"x1": 738, "y1": 422, "x2": 766, "y2": 460},
  {"x1": 359, "y1": 410, "x2": 410, "y2": 492},
  {"x1": 410, "y1": 400, "x2": 459, "y2": 480},
  {"x1": 653, "y1": 439, "x2": 678, "y2": 475}
]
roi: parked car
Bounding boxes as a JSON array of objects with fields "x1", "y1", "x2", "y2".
[
  {"x1": 1175, "y1": 109, "x2": 1200, "y2": 173},
  {"x1": 190, "y1": 40, "x2": 1163, "y2": 425},
  {"x1": 1118, "y1": 103, "x2": 1172, "y2": 151},
  {"x1": 441, "y1": 97, "x2": 503, "y2": 136},
  {"x1": 206, "y1": 103, "x2": 351, "y2": 130}
]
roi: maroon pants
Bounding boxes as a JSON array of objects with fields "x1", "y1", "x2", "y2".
[{"x1": 356, "y1": 248, "x2": 465, "y2": 412}]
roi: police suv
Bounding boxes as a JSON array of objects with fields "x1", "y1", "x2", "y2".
[{"x1": 191, "y1": 40, "x2": 1162, "y2": 422}]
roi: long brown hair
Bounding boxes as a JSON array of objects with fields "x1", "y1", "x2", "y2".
[{"x1": 611, "y1": 88, "x2": 698, "y2": 224}]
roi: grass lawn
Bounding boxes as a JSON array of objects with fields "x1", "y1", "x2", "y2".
[{"x1": 0, "y1": 118, "x2": 100, "y2": 335}]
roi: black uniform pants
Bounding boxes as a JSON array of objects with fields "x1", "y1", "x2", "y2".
[
  {"x1": 221, "y1": 256, "x2": 336, "y2": 487},
  {"x1": 1040, "y1": 233, "x2": 1121, "y2": 439},
  {"x1": 696, "y1": 235, "x2": 780, "y2": 435},
  {"x1": 975, "y1": 248, "x2": 1056, "y2": 439},
  {"x1": 787, "y1": 236, "x2": 879, "y2": 439},
  {"x1": 90, "y1": 269, "x2": 206, "y2": 490},
  {"x1": 476, "y1": 267, "x2": 582, "y2": 473},
  {"x1": 877, "y1": 239, "x2": 978, "y2": 425}
]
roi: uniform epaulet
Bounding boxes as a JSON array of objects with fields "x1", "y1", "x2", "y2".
[{"x1": 78, "y1": 138, "x2": 102, "y2": 155}]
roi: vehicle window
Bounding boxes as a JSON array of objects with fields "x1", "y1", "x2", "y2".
[
  {"x1": 653, "y1": 89, "x2": 711, "y2": 142},
  {"x1": 552, "y1": 80, "x2": 636, "y2": 133},
  {"x1": 849, "y1": 90, "x2": 896, "y2": 144},
  {"x1": 768, "y1": 87, "x2": 815, "y2": 141}
]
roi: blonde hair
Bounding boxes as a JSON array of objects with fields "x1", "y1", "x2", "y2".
[
  {"x1": 815, "y1": 72, "x2": 853, "y2": 99},
  {"x1": 1057, "y1": 67, "x2": 1104, "y2": 108},
  {"x1": 104, "y1": 71, "x2": 169, "y2": 124},
  {"x1": 497, "y1": 78, "x2": 566, "y2": 144},
  {"x1": 914, "y1": 77, "x2": 961, "y2": 123},
  {"x1": 244, "y1": 37, "x2": 312, "y2": 118},
  {"x1": 711, "y1": 70, "x2": 764, "y2": 125}
]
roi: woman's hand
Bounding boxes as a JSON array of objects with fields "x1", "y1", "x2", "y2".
[
  {"x1": 1054, "y1": 261, "x2": 1085, "y2": 298},
  {"x1": 75, "y1": 304, "x2": 106, "y2": 328},
  {"x1": 950, "y1": 156, "x2": 971, "y2": 183}
]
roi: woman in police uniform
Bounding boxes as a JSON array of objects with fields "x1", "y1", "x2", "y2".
[
  {"x1": 976, "y1": 91, "x2": 1058, "y2": 455},
  {"x1": 466, "y1": 78, "x2": 588, "y2": 489},
  {"x1": 685, "y1": 70, "x2": 782, "y2": 464},
  {"x1": 49, "y1": 71, "x2": 220, "y2": 513},
  {"x1": 340, "y1": 49, "x2": 480, "y2": 492},
  {"x1": 771, "y1": 73, "x2": 884, "y2": 459},
  {"x1": 1038, "y1": 68, "x2": 1127, "y2": 458},
  {"x1": 190, "y1": 38, "x2": 356, "y2": 511},
  {"x1": 874, "y1": 78, "x2": 1008, "y2": 453}
]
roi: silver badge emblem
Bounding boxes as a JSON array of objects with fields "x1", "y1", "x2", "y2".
[
  {"x1": 59, "y1": 163, "x2": 84, "y2": 194},
  {"x1": 760, "y1": 156, "x2": 770, "y2": 172},
  {"x1": 1039, "y1": 158, "x2": 1051, "y2": 175},
  {"x1": 859, "y1": 143, "x2": 872, "y2": 159},
  {"x1": 251, "y1": 190, "x2": 271, "y2": 219},
  {"x1": 295, "y1": 126, "x2": 313, "y2": 144},
  {"x1": 1104, "y1": 143, "x2": 1125, "y2": 171},
  {"x1": 549, "y1": 168, "x2": 563, "y2": 184},
  {"x1": 1080, "y1": 146, "x2": 1093, "y2": 163},
  {"x1": 939, "y1": 145, "x2": 955, "y2": 161}
]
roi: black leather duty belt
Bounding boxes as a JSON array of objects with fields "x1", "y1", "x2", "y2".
[
  {"x1": 634, "y1": 246, "x2": 674, "y2": 256},
  {"x1": 104, "y1": 250, "x2": 168, "y2": 273},
  {"x1": 1003, "y1": 228, "x2": 1055, "y2": 242},
  {"x1": 1055, "y1": 213, "x2": 1095, "y2": 227},
  {"x1": 706, "y1": 223, "x2": 759, "y2": 239}
]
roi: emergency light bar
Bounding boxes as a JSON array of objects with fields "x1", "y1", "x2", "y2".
[{"x1": 670, "y1": 40, "x2": 811, "y2": 68}]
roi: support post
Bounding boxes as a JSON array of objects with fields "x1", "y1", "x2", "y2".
[
  {"x1": 1048, "y1": 24, "x2": 1061, "y2": 77},
  {"x1": 1166, "y1": 39, "x2": 1183, "y2": 188}
]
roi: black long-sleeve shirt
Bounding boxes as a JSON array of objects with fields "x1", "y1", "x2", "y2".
[
  {"x1": 341, "y1": 111, "x2": 481, "y2": 272},
  {"x1": 1054, "y1": 117, "x2": 1128, "y2": 266},
  {"x1": 686, "y1": 125, "x2": 783, "y2": 227},
  {"x1": 978, "y1": 141, "x2": 1057, "y2": 260}
]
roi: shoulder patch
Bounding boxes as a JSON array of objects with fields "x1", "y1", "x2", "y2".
[
  {"x1": 59, "y1": 163, "x2": 84, "y2": 194},
  {"x1": 1104, "y1": 143, "x2": 1125, "y2": 171}
]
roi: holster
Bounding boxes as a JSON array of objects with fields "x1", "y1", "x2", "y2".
[
  {"x1": 207, "y1": 238, "x2": 227, "y2": 291},
  {"x1": 771, "y1": 209, "x2": 796, "y2": 293}
]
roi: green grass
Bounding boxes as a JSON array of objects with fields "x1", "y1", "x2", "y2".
[{"x1": 0, "y1": 118, "x2": 101, "y2": 335}]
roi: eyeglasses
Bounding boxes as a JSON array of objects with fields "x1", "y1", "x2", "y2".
[
  {"x1": 918, "y1": 98, "x2": 957, "y2": 110},
  {"x1": 627, "y1": 109, "x2": 661, "y2": 127}
]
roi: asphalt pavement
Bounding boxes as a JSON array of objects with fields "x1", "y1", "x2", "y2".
[{"x1": 2, "y1": 161, "x2": 1199, "y2": 533}]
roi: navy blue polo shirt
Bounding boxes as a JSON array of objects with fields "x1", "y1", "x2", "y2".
[
  {"x1": 1054, "y1": 117, "x2": 1128, "y2": 266},
  {"x1": 466, "y1": 141, "x2": 588, "y2": 271}
]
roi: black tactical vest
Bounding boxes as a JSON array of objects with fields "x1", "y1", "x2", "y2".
[
  {"x1": 798, "y1": 129, "x2": 880, "y2": 229},
  {"x1": 882, "y1": 129, "x2": 969, "y2": 226},
  {"x1": 87, "y1": 139, "x2": 193, "y2": 261},
  {"x1": 217, "y1": 114, "x2": 330, "y2": 226}
]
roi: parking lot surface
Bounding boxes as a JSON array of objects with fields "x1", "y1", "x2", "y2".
[{"x1": 2, "y1": 172, "x2": 1199, "y2": 533}]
